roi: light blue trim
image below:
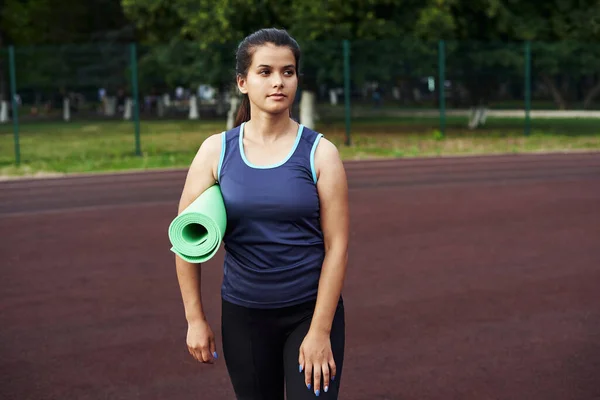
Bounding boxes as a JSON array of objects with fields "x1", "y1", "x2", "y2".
[
  {"x1": 239, "y1": 122, "x2": 304, "y2": 169},
  {"x1": 310, "y1": 133, "x2": 323, "y2": 183},
  {"x1": 217, "y1": 131, "x2": 226, "y2": 182}
]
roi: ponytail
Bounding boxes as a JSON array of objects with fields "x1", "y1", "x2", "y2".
[{"x1": 234, "y1": 94, "x2": 251, "y2": 127}]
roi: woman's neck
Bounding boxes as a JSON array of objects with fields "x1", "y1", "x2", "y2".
[{"x1": 244, "y1": 111, "x2": 297, "y2": 144}]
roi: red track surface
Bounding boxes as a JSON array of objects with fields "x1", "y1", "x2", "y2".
[{"x1": 1, "y1": 153, "x2": 600, "y2": 400}]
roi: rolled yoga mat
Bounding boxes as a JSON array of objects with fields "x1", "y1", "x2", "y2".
[{"x1": 168, "y1": 185, "x2": 227, "y2": 263}]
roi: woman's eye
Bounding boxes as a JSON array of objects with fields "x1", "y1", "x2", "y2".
[{"x1": 260, "y1": 70, "x2": 269, "y2": 75}]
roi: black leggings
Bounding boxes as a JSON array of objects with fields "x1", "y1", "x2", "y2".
[{"x1": 221, "y1": 298, "x2": 345, "y2": 400}]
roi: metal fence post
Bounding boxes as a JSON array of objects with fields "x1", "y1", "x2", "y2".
[
  {"x1": 8, "y1": 46, "x2": 20, "y2": 165},
  {"x1": 343, "y1": 39, "x2": 351, "y2": 146},
  {"x1": 524, "y1": 41, "x2": 532, "y2": 136},
  {"x1": 438, "y1": 40, "x2": 446, "y2": 137},
  {"x1": 130, "y1": 43, "x2": 141, "y2": 156}
]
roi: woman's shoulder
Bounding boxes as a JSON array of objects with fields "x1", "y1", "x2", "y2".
[
  {"x1": 179, "y1": 132, "x2": 225, "y2": 208},
  {"x1": 198, "y1": 132, "x2": 223, "y2": 158},
  {"x1": 313, "y1": 136, "x2": 340, "y2": 161},
  {"x1": 188, "y1": 132, "x2": 225, "y2": 176}
]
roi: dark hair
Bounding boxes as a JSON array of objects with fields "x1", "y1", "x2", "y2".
[{"x1": 234, "y1": 28, "x2": 301, "y2": 127}]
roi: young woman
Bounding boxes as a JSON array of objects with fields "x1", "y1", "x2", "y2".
[{"x1": 175, "y1": 28, "x2": 349, "y2": 399}]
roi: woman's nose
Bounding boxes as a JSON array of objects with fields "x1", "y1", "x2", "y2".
[{"x1": 272, "y1": 73, "x2": 284, "y2": 87}]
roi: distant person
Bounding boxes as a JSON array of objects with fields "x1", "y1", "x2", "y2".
[
  {"x1": 174, "y1": 28, "x2": 349, "y2": 399},
  {"x1": 372, "y1": 84, "x2": 382, "y2": 108}
]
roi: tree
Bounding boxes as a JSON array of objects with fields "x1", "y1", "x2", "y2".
[
  {"x1": 121, "y1": 0, "x2": 425, "y2": 127},
  {"x1": 2, "y1": 0, "x2": 134, "y2": 45},
  {"x1": 412, "y1": 0, "x2": 600, "y2": 117},
  {"x1": 1, "y1": 0, "x2": 135, "y2": 117},
  {"x1": 121, "y1": 0, "x2": 600, "y2": 127},
  {"x1": 516, "y1": 1, "x2": 600, "y2": 109}
]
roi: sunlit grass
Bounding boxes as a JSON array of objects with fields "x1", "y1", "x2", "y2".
[{"x1": 1, "y1": 117, "x2": 598, "y2": 177}]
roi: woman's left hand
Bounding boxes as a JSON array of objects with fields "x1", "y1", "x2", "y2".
[{"x1": 299, "y1": 329, "x2": 336, "y2": 396}]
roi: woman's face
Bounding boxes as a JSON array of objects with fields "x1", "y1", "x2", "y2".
[{"x1": 237, "y1": 43, "x2": 298, "y2": 117}]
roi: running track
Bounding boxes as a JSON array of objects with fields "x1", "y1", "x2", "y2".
[{"x1": 1, "y1": 153, "x2": 599, "y2": 400}]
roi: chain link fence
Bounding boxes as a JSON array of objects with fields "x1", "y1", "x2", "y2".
[{"x1": 1, "y1": 39, "x2": 600, "y2": 166}]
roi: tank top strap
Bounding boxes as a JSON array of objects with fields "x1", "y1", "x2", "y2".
[
  {"x1": 217, "y1": 125, "x2": 242, "y2": 183},
  {"x1": 293, "y1": 125, "x2": 323, "y2": 184}
]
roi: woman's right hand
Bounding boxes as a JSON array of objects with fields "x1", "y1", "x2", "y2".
[{"x1": 187, "y1": 319, "x2": 218, "y2": 363}]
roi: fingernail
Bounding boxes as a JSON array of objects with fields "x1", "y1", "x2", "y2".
[
  {"x1": 324, "y1": 386, "x2": 329, "y2": 393},
  {"x1": 299, "y1": 364, "x2": 303, "y2": 373},
  {"x1": 307, "y1": 383, "x2": 311, "y2": 390},
  {"x1": 213, "y1": 352, "x2": 218, "y2": 359},
  {"x1": 315, "y1": 390, "x2": 320, "y2": 397},
  {"x1": 332, "y1": 375, "x2": 335, "y2": 381}
]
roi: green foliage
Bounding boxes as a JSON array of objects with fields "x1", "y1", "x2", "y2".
[
  {"x1": 120, "y1": 0, "x2": 183, "y2": 43},
  {"x1": 137, "y1": 40, "x2": 237, "y2": 90},
  {"x1": 3, "y1": 0, "x2": 600, "y2": 109},
  {"x1": 2, "y1": 0, "x2": 132, "y2": 44},
  {"x1": 117, "y1": 0, "x2": 600, "y2": 108},
  {"x1": 351, "y1": 38, "x2": 438, "y2": 88},
  {"x1": 14, "y1": 44, "x2": 130, "y2": 91},
  {"x1": 121, "y1": 0, "x2": 418, "y2": 89}
]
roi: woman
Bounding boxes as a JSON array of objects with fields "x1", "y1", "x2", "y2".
[{"x1": 175, "y1": 28, "x2": 349, "y2": 399}]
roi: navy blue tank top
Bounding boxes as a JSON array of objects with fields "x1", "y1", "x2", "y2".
[{"x1": 217, "y1": 122, "x2": 325, "y2": 309}]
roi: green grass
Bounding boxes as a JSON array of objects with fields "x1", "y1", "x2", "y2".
[{"x1": 1, "y1": 117, "x2": 599, "y2": 178}]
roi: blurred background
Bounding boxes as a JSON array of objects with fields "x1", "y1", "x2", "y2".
[
  {"x1": 1, "y1": 0, "x2": 599, "y2": 177},
  {"x1": 2, "y1": 3, "x2": 600, "y2": 400}
]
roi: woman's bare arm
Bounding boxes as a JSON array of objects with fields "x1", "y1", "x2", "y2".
[
  {"x1": 175, "y1": 133, "x2": 222, "y2": 363},
  {"x1": 299, "y1": 137, "x2": 349, "y2": 394},
  {"x1": 310, "y1": 137, "x2": 349, "y2": 335}
]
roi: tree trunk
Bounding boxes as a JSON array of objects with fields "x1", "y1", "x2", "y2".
[
  {"x1": 63, "y1": 97, "x2": 71, "y2": 121},
  {"x1": 188, "y1": 95, "x2": 199, "y2": 120},
  {"x1": 226, "y1": 95, "x2": 239, "y2": 130},
  {"x1": 0, "y1": 101, "x2": 8, "y2": 123},
  {"x1": 157, "y1": 97, "x2": 165, "y2": 117},
  {"x1": 541, "y1": 74, "x2": 567, "y2": 110},
  {"x1": 300, "y1": 90, "x2": 316, "y2": 129},
  {"x1": 583, "y1": 80, "x2": 600, "y2": 109},
  {"x1": 329, "y1": 89, "x2": 338, "y2": 105}
]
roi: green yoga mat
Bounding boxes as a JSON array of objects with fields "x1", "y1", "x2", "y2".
[{"x1": 168, "y1": 185, "x2": 227, "y2": 263}]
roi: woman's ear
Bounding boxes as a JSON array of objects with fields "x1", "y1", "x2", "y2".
[{"x1": 237, "y1": 75, "x2": 248, "y2": 94}]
